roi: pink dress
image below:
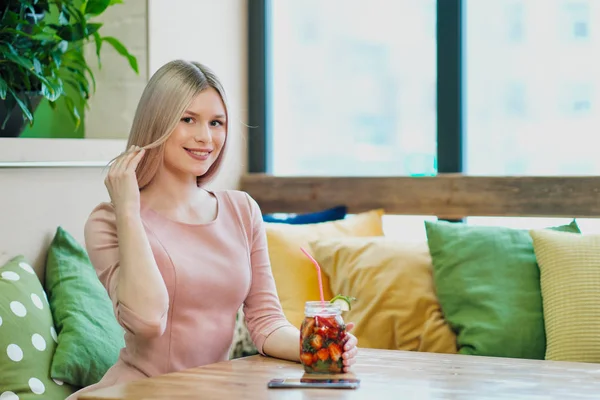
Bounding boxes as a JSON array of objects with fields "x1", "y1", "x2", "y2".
[{"x1": 67, "y1": 190, "x2": 293, "y2": 399}]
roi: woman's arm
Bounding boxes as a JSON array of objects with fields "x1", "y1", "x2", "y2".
[
  {"x1": 114, "y1": 209, "x2": 170, "y2": 326},
  {"x1": 262, "y1": 325, "x2": 300, "y2": 362},
  {"x1": 85, "y1": 203, "x2": 169, "y2": 338},
  {"x1": 238, "y1": 191, "x2": 359, "y2": 371},
  {"x1": 239, "y1": 192, "x2": 297, "y2": 359},
  {"x1": 88, "y1": 147, "x2": 169, "y2": 338},
  {"x1": 264, "y1": 323, "x2": 359, "y2": 370}
]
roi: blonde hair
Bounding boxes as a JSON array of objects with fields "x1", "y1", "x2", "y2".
[{"x1": 115, "y1": 60, "x2": 229, "y2": 189}]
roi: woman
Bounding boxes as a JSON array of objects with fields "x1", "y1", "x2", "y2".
[{"x1": 67, "y1": 60, "x2": 358, "y2": 399}]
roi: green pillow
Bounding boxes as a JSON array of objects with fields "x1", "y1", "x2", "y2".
[
  {"x1": 425, "y1": 219, "x2": 580, "y2": 360},
  {"x1": 0, "y1": 255, "x2": 76, "y2": 399},
  {"x1": 45, "y1": 226, "x2": 125, "y2": 388}
]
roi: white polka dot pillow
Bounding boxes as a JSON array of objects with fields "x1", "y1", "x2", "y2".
[{"x1": 0, "y1": 255, "x2": 76, "y2": 399}]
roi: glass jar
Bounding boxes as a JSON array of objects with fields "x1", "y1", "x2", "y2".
[{"x1": 299, "y1": 301, "x2": 347, "y2": 374}]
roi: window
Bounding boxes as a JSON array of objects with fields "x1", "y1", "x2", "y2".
[
  {"x1": 464, "y1": 0, "x2": 600, "y2": 177},
  {"x1": 506, "y1": 2, "x2": 525, "y2": 43},
  {"x1": 268, "y1": 0, "x2": 437, "y2": 177},
  {"x1": 464, "y1": 0, "x2": 600, "y2": 232},
  {"x1": 249, "y1": 1, "x2": 600, "y2": 235},
  {"x1": 505, "y1": 82, "x2": 527, "y2": 117},
  {"x1": 564, "y1": 1, "x2": 590, "y2": 40}
]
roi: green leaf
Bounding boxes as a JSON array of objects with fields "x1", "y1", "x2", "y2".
[
  {"x1": 51, "y1": 50, "x2": 63, "y2": 68},
  {"x1": 53, "y1": 22, "x2": 102, "y2": 42},
  {"x1": 0, "y1": 10, "x2": 26, "y2": 27},
  {"x1": 102, "y1": 36, "x2": 139, "y2": 73},
  {"x1": 65, "y1": 67, "x2": 90, "y2": 99},
  {"x1": 41, "y1": 77, "x2": 62, "y2": 102},
  {"x1": 93, "y1": 31, "x2": 102, "y2": 68},
  {"x1": 7, "y1": 88, "x2": 34, "y2": 124},
  {"x1": 64, "y1": 96, "x2": 81, "y2": 129},
  {"x1": 21, "y1": 73, "x2": 32, "y2": 92},
  {"x1": 0, "y1": 27, "x2": 39, "y2": 40},
  {"x1": 59, "y1": 10, "x2": 69, "y2": 25},
  {"x1": 64, "y1": 3, "x2": 85, "y2": 23},
  {"x1": 3, "y1": 43, "x2": 34, "y2": 70},
  {"x1": 63, "y1": 49, "x2": 96, "y2": 92},
  {"x1": 86, "y1": 22, "x2": 103, "y2": 37},
  {"x1": 301, "y1": 337, "x2": 314, "y2": 353},
  {"x1": 83, "y1": 63, "x2": 97, "y2": 93},
  {"x1": 23, "y1": 94, "x2": 35, "y2": 124},
  {"x1": 58, "y1": 40, "x2": 68, "y2": 53},
  {"x1": 52, "y1": 24, "x2": 74, "y2": 41},
  {"x1": 85, "y1": 0, "x2": 111, "y2": 16},
  {"x1": 110, "y1": 0, "x2": 124, "y2": 4},
  {"x1": 0, "y1": 76, "x2": 7, "y2": 99},
  {"x1": 51, "y1": 8, "x2": 96, "y2": 41},
  {"x1": 30, "y1": 29, "x2": 61, "y2": 41},
  {"x1": 313, "y1": 360, "x2": 332, "y2": 371},
  {"x1": 65, "y1": 79, "x2": 84, "y2": 99},
  {"x1": 33, "y1": 58, "x2": 42, "y2": 74},
  {"x1": 34, "y1": 2, "x2": 50, "y2": 13},
  {"x1": 1, "y1": 95, "x2": 16, "y2": 130},
  {"x1": 54, "y1": 25, "x2": 84, "y2": 42},
  {"x1": 26, "y1": 6, "x2": 40, "y2": 23}
]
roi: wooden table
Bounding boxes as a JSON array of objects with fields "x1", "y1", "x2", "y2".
[{"x1": 80, "y1": 348, "x2": 600, "y2": 399}]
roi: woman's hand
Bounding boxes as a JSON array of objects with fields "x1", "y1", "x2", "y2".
[
  {"x1": 342, "y1": 322, "x2": 359, "y2": 372},
  {"x1": 105, "y1": 145, "x2": 146, "y2": 217}
]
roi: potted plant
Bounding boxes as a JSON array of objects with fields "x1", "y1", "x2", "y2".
[{"x1": 0, "y1": 0, "x2": 139, "y2": 137}]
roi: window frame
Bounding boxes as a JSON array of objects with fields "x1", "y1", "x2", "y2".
[{"x1": 247, "y1": 0, "x2": 464, "y2": 175}]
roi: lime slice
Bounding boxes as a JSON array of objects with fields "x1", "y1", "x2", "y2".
[{"x1": 330, "y1": 295, "x2": 356, "y2": 311}]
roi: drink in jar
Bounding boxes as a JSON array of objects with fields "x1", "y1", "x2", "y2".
[{"x1": 299, "y1": 301, "x2": 347, "y2": 374}]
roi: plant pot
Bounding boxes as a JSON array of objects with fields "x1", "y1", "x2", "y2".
[{"x1": 0, "y1": 94, "x2": 43, "y2": 138}]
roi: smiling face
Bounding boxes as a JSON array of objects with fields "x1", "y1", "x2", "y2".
[{"x1": 161, "y1": 87, "x2": 227, "y2": 182}]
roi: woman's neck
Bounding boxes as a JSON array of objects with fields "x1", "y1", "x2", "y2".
[{"x1": 141, "y1": 169, "x2": 203, "y2": 211}]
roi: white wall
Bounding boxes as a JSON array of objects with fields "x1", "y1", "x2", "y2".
[
  {"x1": 84, "y1": 0, "x2": 149, "y2": 140},
  {"x1": 148, "y1": 0, "x2": 248, "y2": 190},
  {"x1": 0, "y1": 167, "x2": 110, "y2": 279}
]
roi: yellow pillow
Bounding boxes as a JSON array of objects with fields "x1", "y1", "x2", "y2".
[
  {"x1": 266, "y1": 209, "x2": 384, "y2": 328},
  {"x1": 310, "y1": 236, "x2": 457, "y2": 353},
  {"x1": 530, "y1": 229, "x2": 600, "y2": 362}
]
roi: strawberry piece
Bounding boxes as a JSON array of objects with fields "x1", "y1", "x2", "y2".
[
  {"x1": 328, "y1": 343, "x2": 343, "y2": 362},
  {"x1": 300, "y1": 352, "x2": 314, "y2": 366},
  {"x1": 316, "y1": 348, "x2": 330, "y2": 361},
  {"x1": 301, "y1": 317, "x2": 316, "y2": 338},
  {"x1": 326, "y1": 328, "x2": 339, "y2": 339},
  {"x1": 315, "y1": 316, "x2": 335, "y2": 329},
  {"x1": 310, "y1": 334, "x2": 323, "y2": 350}
]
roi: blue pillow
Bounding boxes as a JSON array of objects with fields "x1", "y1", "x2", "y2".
[{"x1": 263, "y1": 205, "x2": 347, "y2": 225}]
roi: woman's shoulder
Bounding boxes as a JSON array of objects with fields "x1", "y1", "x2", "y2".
[
  {"x1": 85, "y1": 202, "x2": 117, "y2": 231},
  {"x1": 89, "y1": 201, "x2": 117, "y2": 218},
  {"x1": 217, "y1": 189, "x2": 260, "y2": 216}
]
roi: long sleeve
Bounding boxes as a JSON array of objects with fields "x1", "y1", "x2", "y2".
[
  {"x1": 241, "y1": 194, "x2": 294, "y2": 355},
  {"x1": 84, "y1": 203, "x2": 168, "y2": 338}
]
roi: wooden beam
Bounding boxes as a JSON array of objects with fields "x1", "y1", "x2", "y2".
[{"x1": 240, "y1": 174, "x2": 600, "y2": 219}]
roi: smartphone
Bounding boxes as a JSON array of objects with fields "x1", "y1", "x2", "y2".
[{"x1": 267, "y1": 378, "x2": 361, "y2": 389}]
